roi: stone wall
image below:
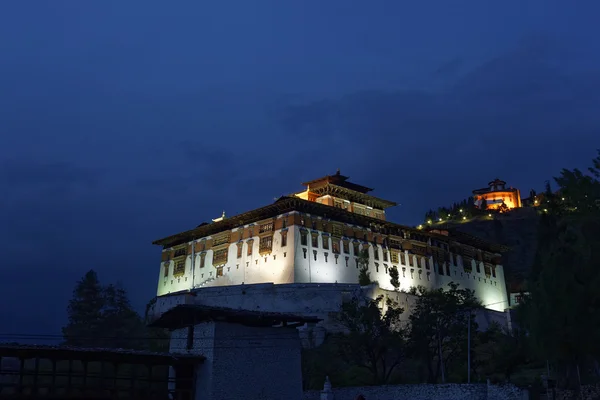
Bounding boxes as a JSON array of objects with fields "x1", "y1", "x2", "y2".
[{"x1": 304, "y1": 382, "x2": 528, "y2": 400}]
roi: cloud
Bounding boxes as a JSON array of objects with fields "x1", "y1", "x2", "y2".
[{"x1": 275, "y1": 42, "x2": 600, "y2": 221}]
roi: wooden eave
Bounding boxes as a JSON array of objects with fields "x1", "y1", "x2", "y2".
[
  {"x1": 149, "y1": 304, "x2": 321, "y2": 329},
  {"x1": 310, "y1": 183, "x2": 397, "y2": 209},
  {"x1": 0, "y1": 343, "x2": 203, "y2": 365},
  {"x1": 153, "y1": 196, "x2": 505, "y2": 254}
]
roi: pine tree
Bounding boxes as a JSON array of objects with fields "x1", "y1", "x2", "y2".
[
  {"x1": 63, "y1": 271, "x2": 148, "y2": 350},
  {"x1": 62, "y1": 270, "x2": 105, "y2": 347},
  {"x1": 102, "y1": 283, "x2": 146, "y2": 349}
]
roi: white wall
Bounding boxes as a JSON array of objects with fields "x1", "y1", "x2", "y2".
[
  {"x1": 156, "y1": 218, "x2": 509, "y2": 313},
  {"x1": 171, "y1": 321, "x2": 304, "y2": 400}
]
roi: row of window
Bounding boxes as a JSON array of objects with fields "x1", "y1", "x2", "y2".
[{"x1": 164, "y1": 231, "x2": 289, "y2": 277}]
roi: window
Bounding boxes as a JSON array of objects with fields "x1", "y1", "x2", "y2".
[
  {"x1": 281, "y1": 217, "x2": 287, "y2": 229},
  {"x1": 343, "y1": 241, "x2": 349, "y2": 254},
  {"x1": 400, "y1": 252, "x2": 406, "y2": 265},
  {"x1": 408, "y1": 255, "x2": 414, "y2": 267},
  {"x1": 281, "y1": 231, "x2": 288, "y2": 247},
  {"x1": 300, "y1": 230, "x2": 308, "y2": 246},
  {"x1": 383, "y1": 251, "x2": 388, "y2": 262},
  {"x1": 174, "y1": 260, "x2": 185, "y2": 276},
  {"x1": 311, "y1": 233, "x2": 318, "y2": 247},
  {"x1": 375, "y1": 263, "x2": 379, "y2": 272},
  {"x1": 213, "y1": 249, "x2": 228, "y2": 265},
  {"x1": 236, "y1": 242, "x2": 243, "y2": 258},
  {"x1": 174, "y1": 248, "x2": 186, "y2": 258},
  {"x1": 390, "y1": 252, "x2": 398, "y2": 263},
  {"x1": 332, "y1": 224, "x2": 343, "y2": 237},
  {"x1": 200, "y1": 253, "x2": 206, "y2": 268},
  {"x1": 334, "y1": 200, "x2": 344, "y2": 209},
  {"x1": 216, "y1": 267, "x2": 224, "y2": 277},
  {"x1": 353, "y1": 242, "x2": 360, "y2": 255},
  {"x1": 163, "y1": 263, "x2": 169, "y2": 277},
  {"x1": 247, "y1": 240, "x2": 253, "y2": 256},
  {"x1": 212, "y1": 233, "x2": 230, "y2": 247},
  {"x1": 322, "y1": 236, "x2": 329, "y2": 250},
  {"x1": 259, "y1": 222, "x2": 273, "y2": 234},
  {"x1": 374, "y1": 248, "x2": 379, "y2": 260},
  {"x1": 259, "y1": 236, "x2": 273, "y2": 254},
  {"x1": 332, "y1": 240, "x2": 340, "y2": 254}
]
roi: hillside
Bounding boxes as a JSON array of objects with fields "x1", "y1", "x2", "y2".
[{"x1": 430, "y1": 207, "x2": 540, "y2": 292}]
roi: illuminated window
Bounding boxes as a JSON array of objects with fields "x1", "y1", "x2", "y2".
[
  {"x1": 332, "y1": 224, "x2": 343, "y2": 237},
  {"x1": 213, "y1": 249, "x2": 228, "y2": 265},
  {"x1": 247, "y1": 240, "x2": 253, "y2": 256},
  {"x1": 259, "y1": 236, "x2": 273, "y2": 254},
  {"x1": 213, "y1": 233, "x2": 230, "y2": 247},
  {"x1": 174, "y1": 248, "x2": 186, "y2": 258},
  {"x1": 332, "y1": 240, "x2": 340, "y2": 254},
  {"x1": 174, "y1": 260, "x2": 185, "y2": 276},
  {"x1": 390, "y1": 252, "x2": 399, "y2": 263},
  {"x1": 236, "y1": 242, "x2": 243, "y2": 258},
  {"x1": 311, "y1": 233, "x2": 318, "y2": 247},
  {"x1": 216, "y1": 267, "x2": 223, "y2": 277},
  {"x1": 259, "y1": 222, "x2": 273, "y2": 234}
]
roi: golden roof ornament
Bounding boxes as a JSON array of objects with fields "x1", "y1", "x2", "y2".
[{"x1": 212, "y1": 211, "x2": 226, "y2": 223}]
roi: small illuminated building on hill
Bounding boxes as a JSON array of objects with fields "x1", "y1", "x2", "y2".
[
  {"x1": 473, "y1": 179, "x2": 522, "y2": 211},
  {"x1": 152, "y1": 171, "x2": 510, "y2": 313}
]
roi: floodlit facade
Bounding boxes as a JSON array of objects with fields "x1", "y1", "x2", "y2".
[
  {"x1": 153, "y1": 171, "x2": 510, "y2": 312},
  {"x1": 473, "y1": 178, "x2": 522, "y2": 211}
]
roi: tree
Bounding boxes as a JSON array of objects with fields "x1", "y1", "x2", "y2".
[
  {"x1": 63, "y1": 270, "x2": 149, "y2": 350},
  {"x1": 389, "y1": 266, "x2": 400, "y2": 291},
  {"x1": 102, "y1": 283, "x2": 146, "y2": 349},
  {"x1": 408, "y1": 283, "x2": 480, "y2": 383},
  {"x1": 480, "y1": 198, "x2": 488, "y2": 210},
  {"x1": 63, "y1": 270, "x2": 106, "y2": 347},
  {"x1": 517, "y1": 152, "x2": 600, "y2": 388},
  {"x1": 334, "y1": 294, "x2": 406, "y2": 384},
  {"x1": 357, "y1": 249, "x2": 373, "y2": 286},
  {"x1": 473, "y1": 323, "x2": 529, "y2": 383}
]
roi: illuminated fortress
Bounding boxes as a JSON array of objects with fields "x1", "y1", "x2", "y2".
[{"x1": 153, "y1": 171, "x2": 509, "y2": 312}]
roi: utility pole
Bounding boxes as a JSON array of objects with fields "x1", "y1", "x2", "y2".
[
  {"x1": 437, "y1": 318, "x2": 446, "y2": 383},
  {"x1": 467, "y1": 311, "x2": 471, "y2": 384}
]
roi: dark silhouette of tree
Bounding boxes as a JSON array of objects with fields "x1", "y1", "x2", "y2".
[
  {"x1": 517, "y1": 152, "x2": 600, "y2": 389},
  {"x1": 334, "y1": 295, "x2": 406, "y2": 384},
  {"x1": 357, "y1": 249, "x2": 373, "y2": 286},
  {"x1": 389, "y1": 266, "x2": 400, "y2": 291},
  {"x1": 63, "y1": 270, "x2": 149, "y2": 350},
  {"x1": 407, "y1": 283, "x2": 480, "y2": 383},
  {"x1": 63, "y1": 270, "x2": 105, "y2": 348}
]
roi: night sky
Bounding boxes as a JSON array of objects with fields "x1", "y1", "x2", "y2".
[{"x1": 1, "y1": 1, "x2": 599, "y2": 339}]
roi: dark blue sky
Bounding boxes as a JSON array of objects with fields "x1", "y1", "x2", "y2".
[{"x1": 1, "y1": 1, "x2": 599, "y2": 339}]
